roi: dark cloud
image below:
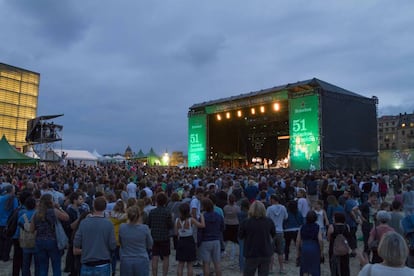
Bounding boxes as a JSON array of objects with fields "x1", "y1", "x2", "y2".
[
  {"x1": 176, "y1": 34, "x2": 226, "y2": 67},
  {"x1": 6, "y1": 0, "x2": 90, "y2": 47}
]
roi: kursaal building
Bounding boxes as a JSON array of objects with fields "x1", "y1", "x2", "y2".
[
  {"x1": 188, "y1": 78, "x2": 378, "y2": 171},
  {"x1": 0, "y1": 63, "x2": 39, "y2": 151}
]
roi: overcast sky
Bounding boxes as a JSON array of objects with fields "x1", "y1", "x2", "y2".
[{"x1": 1, "y1": 0, "x2": 413, "y2": 155}]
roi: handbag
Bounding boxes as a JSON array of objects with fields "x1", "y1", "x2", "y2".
[
  {"x1": 19, "y1": 214, "x2": 36, "y2": 248},
  {"x1": 55, "y1": 219, "x2": 69, "y2": 250}
]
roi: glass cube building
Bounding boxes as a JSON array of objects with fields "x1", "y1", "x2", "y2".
[{"x1": 0, "y1": 63, "x2": 39, "y2": 151}]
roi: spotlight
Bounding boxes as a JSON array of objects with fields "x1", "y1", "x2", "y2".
[
  {"x1": 251, "y1": 108, "x2": 255, "y2": 115},
  {"x1": 273, "y1": 103, "x2": 280, "y2": 111},
  {"x1": 217, "y1": 114, "x2": 222, "y2": 121},
  {"x1": 260, "y1": 106, "x2": 265, "y2": 113},
  {"x1": 237, "y1": 110, "x2": 242, "y2": 117},
  {"x1": 226, "y1": 112, "x2": 230, "y2": 119}
]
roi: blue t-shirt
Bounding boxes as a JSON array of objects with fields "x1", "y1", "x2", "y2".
[
  {"x1": 0, "y1": 194, "x2": 19, "y2": 226},
  {"x1": 15, "y1": 208, "x2": 36, "y2": 239}
]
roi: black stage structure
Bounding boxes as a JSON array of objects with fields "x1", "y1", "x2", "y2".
[
  {"x1": 188, "y1": 78, "x2": 378, "y2": 171},
  {"x1": 26, "y1": 114, "x2": 64, "y2": 161}
]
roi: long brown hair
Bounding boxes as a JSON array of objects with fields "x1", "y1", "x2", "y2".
[{"x1": 36, "y1": 194, "x2": 54, "y2": 221}]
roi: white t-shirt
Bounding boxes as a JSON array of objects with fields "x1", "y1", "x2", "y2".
[
  {"x1": 126, "y1": 182, "x2": 137, "y2": 198},
  {"x1": 298, "y1": 197, "x2": 310, "y2": 219},
  {"x1": 358, "y1": 263, "x2": 414, "y2": 276}
]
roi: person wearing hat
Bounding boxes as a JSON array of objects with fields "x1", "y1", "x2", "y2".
[{"x1": 368, "y1": 210, "x2": 395, "y2": 263}]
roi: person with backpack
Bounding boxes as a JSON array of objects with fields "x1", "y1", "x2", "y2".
[
  {"x1": 11, "y1": 190, "x2": 33, "y2": 276},
  {"x1": 0, "y1": 185, "x2": 18, "y2": 262},
  {"x1": 327, "y1": 212, "x2": 354, "y2": 276},
  {"x1": 17, "y1": 196, "x2": 38, "y2": 276}
]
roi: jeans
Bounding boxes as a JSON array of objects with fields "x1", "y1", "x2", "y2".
[
  {"x1": 0, "y1": 226, "x2": 13, "y2": 261},
  {"x1": 361, "y1": 222, "x2": 373, "y2": 254},
  {"x1": 120, "y1": 257, "x2": 150, "y2": 276},
  {"x1": 22, "y1": 248, "x2": 39, "y2": 276},
  {"x1": 81, "y1": 263, "x2": 111, "y2": 276},
  {"x1": 12, "y1": 239, "x2": 23, "y2": 276},
  {"x1": 244, "y1": 256, "x2": 271, "y2": 276},
  {"x1": 284, "y1": 230, "x2": 298, "y2": 260},
  {"x1": 111, "y1": 246, "x2": 120, "y2": 273},
  {"x1": 36, "y1": 239, "x2": 61, "y2": 276},
  {"x1": 238, "y1": 239, "x2": 245, "y2": 272}
]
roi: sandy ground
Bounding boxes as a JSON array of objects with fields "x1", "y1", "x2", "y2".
[{"x1": 0, "y1": 239, "x2": 363, "y2": 276}]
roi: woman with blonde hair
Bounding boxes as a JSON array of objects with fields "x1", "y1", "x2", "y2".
[
  {"x1": 109, "y1": 200, "x2": 127, "y2": 275},
  {"x1": 238, "y1": 201, "x2": 276, "y2": 276},
  {"x1": 358, "y1": 231, "x2": 414, "y2": 275},
  {"x1": 119, "y1": 205, "x2": 153, "y2": 276}
]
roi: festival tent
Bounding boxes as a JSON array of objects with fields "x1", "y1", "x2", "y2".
[
  {"x1": 92, "y1": 149, "x2": 105, "y2": 161},
  {"x1": 0, "y1": 135, "x2": 38, "y2": 164},
  {"x1": 112, "y1": 154, "x2": 126, "y2": 163},
  {"x1": 147, "y1": 148, "x2": 161, "y2": 166},
  {"x1": 53, "y1": 149, "x2": 98, "y2": 166},
  {"x1": 24, "y1": 146, "x2": 40, "y2": 159}
]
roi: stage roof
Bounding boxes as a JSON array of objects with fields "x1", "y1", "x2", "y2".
[{"x1": 190, "y1": 78, "x2": 369, "y2": 109}]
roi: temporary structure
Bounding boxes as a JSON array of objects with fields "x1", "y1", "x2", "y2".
[
  {"x1": 0, "y1": 135, "x2": 38, "y2": 164},
  {"x1": 25, "y1": 146, "x2": 40, "y2": 159},
  {"x1": 53, "y1": 149, "x2": 98, "y2": 166}
]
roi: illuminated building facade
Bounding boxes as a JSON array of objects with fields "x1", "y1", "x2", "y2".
[
  {"x1": 188, "y1": 78, "x2": 378, "y2": 170},
  {"x1": 378, "y1": 112, "x2": 414, "y2": 169},
  {"x1": 0, "y1": 63, "x2": 39, "y2": 151}
]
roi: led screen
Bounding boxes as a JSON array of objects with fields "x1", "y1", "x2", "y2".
[
  {"x1": 289, "y1": 94, "x2": 320, "y2": 170},
  {"x1": 188, "y1": 114, "x2": 207, "y2": 167}
]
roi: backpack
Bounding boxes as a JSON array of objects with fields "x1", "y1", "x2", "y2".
[
  {"x1": 333, "y1": 225, "x2": 351, "y2": 256},
  {"x1": 19, "y1": 214, "x2": 36, "y2": 248},
  {"x1": 4, "y1": 207, "x2": 21, "y2": 238},
  {"x1": 402, "y1": 215, "x2": 414, "y2": 249}
]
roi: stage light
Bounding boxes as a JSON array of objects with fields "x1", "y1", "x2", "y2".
[
  {"x1": 226, "y1": 112, "x2": 231, "y2": 119},
  {"x1": 217, "y1": 114, "x2": 222, "y2": 121},
  {"x1": 260, "y1": 106, "x2": 265, "y2": 113},
  {"x1": 273, "y1": 102, "x2": 280, "y2": 111},
  {"x1": 237, "y1": 110, "x2": 242, "y2": 117},
  {"x1": 251, "y1": 108, "x2": 256, "y2": 115}
]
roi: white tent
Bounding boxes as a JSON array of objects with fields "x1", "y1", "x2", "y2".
[
  {"x1": 112, "y1": 154, "x2": 126, "y2": 163},
  {"x1": 92, "y1": 149, "x2": 104, "y2": 161},
  {"x1": 25, "y1": 146, "x2": 40, "y2": 159},
  {"x1": 54, "y1": 149, "x2": 98, "y2": 166}
]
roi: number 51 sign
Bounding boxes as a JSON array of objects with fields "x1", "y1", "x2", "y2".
[{"x1": 289, "y1": 94, "x2": 320, "y2": 170}]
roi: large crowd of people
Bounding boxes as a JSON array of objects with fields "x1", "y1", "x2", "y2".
[{"x1": 1, "y1": 162, "x2": 414, "y2": 276}]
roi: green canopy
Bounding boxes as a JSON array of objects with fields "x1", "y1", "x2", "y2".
[
  {"x1": 135, "y1": 149, "x2": 146, "y2": 158},
  {"x1": 0, "y1": 135, "x2": 38, "y2": 164}
]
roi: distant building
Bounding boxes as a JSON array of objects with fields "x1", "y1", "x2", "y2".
[
  {"x1": 0, "y1": 63, "x2": 40, "y2": 150},
  {"x1": 124, "y1": 145, "x2": 133, "y2": 159},
  {"x1": 378, "y1": 115, "x2": 399, "y2": 150},
  {"x1": 169, "y1": 151, "x2": 184, "y2": 166},
  {"x1": 378, "y1": 112, "x2": 414, "y2": 169}
]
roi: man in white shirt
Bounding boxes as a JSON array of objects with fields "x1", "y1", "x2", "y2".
[
  {"x1": 126, "y1": 178, "x2": 137, "y2": 199},
  {"x1": 266, "y1": 194, "x2": 288, "y2": 274}
]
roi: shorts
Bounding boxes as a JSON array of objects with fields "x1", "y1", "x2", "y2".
[
  {"x1": 199, "y1": 240, "x2": 221, "y2": 263},
  {"x1": 273, "y1": 233, "x2": 285, "y2": 255},
  {"x1": 152, "y1": 240, "x2": 170, "y2": 257}
]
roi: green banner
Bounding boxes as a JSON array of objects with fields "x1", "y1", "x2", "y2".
[
  {"x1": 289, "y1": 94, "x2": 320, "y2": 170},
  {"x1": 188, "y1": 114, "x2": 207, "y2": 167}
]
